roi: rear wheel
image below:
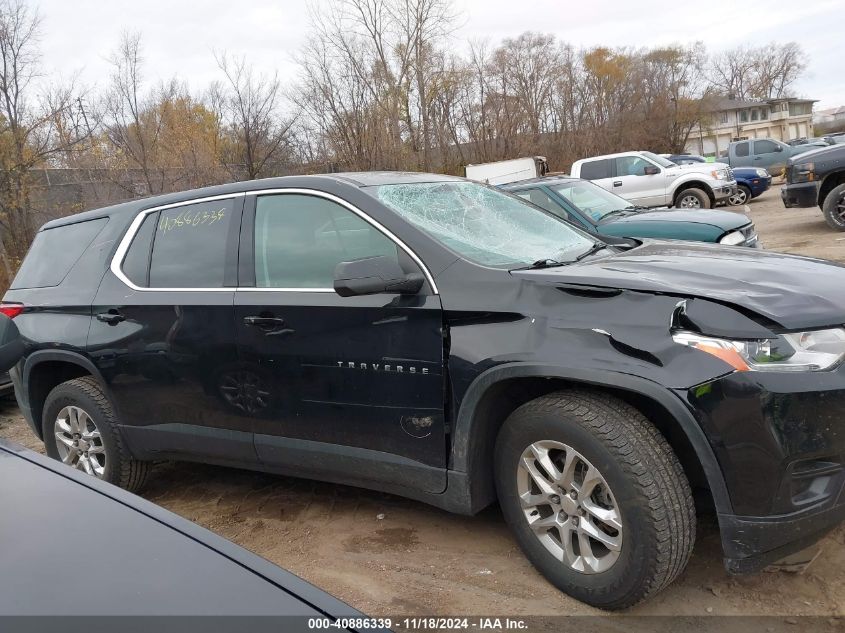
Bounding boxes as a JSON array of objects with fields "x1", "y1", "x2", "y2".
[
  {"x1": 674, "y1": 187, "x2": 710, "y2": 209},
  {"x1": 494, "y1": 390, "x2": 695, "y2": 610},
  {"x1": 822, "y1": 183, "x2": 845, "y2": 231},
  {"x1": 728, "y1": 185, "x2": 751, "y2": 206},
  {"x1": 42, "y1": 377, "x2": 149, "y2": 491}
]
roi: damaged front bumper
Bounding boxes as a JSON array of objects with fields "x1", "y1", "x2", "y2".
[{"x1": 679, "y1": 366, "x2": 845, "y2": 573}]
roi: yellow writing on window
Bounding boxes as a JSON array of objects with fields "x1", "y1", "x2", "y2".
[{"x1": 158, "y1": 208, "x2": 227, "y2": 233}]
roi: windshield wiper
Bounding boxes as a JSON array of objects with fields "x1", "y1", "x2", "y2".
[
  {"x1": 602, "y1": 206, "x2": 645, "y2": 219},
  {"x1": 524, "y1": 258, "x2": 567, "y2": 269},
  {"x1": 575, "y1": 242, "x2": 608, "y2": 261}
]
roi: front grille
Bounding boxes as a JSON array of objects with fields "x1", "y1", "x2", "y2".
[
  {"x1": 740, "y1": 222, "x2": 759, "y2": 246},
  {"x1": 726, "y1": 166, "x2": 735, "y2": 182}
]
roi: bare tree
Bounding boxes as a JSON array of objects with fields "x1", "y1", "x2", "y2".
[
  {"x1": 0, "y1": 0, "x2": 88, "y2": 276},
  {"x1": 213, "y1": 52, "x2": 294, "y2": 180},
  {"x1": 711, "y1": 43, "x2": 806, "y2": 100}
]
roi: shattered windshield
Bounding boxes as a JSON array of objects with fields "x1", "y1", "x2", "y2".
[{"x1": 372, "y1": 181, "x2": 595, "y2": 267}]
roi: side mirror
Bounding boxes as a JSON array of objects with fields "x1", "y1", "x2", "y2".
[
  {"x1": 775, "y1": 145, "x2": 783, "y2": 152},
  {"x1": 643, "y1": 165, "x2": 660, "y2": 175},
  {"x1": 0, "y1": 314, "x2": 23, "y2": 372},
  {"x1": 334, "y1": 256, "x2": 424, "y2": 297}
]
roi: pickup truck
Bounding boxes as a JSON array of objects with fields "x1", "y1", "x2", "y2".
[
  {"x1": 570, "y1": 151, "x2": 737, "y2": 209},
  {"x1": 782, "y1": 143, "x2": 845, "y2": 230},
  {"x1": 716, "y1": 138, "x2": 828, "y2": 176}
]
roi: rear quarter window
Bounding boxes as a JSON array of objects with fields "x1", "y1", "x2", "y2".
[{"x1": 11, "y1": 218, "x2": 109, "y2": 289}]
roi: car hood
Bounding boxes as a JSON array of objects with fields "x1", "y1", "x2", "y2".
[
  {"x1": 666, "y1": 163, "x2": 720, "y2": 177},
  {"x1": 788, "y1": 143, "x2": 842, "y2": 165},
  {"x1": 512, "y1": 241, "x2": 845, "y2": 330},
  {"x1": 608, "y1": 209, "x2": 749, "y2": 231}
]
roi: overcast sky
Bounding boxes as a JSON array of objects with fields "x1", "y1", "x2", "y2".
[{"x1": 34, "y1": 0, "x2": 845, "y2": 110}]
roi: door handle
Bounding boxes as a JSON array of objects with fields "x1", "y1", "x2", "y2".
[
  {"x1": 96, "y1": 310, "x2": 125, "y2": 325},
  {"x1": 613, "y1": 181, "x2": 623, "y2": 187},
  {"x1": 243, "y1": 315, "x2": 286, "y2": 330}
]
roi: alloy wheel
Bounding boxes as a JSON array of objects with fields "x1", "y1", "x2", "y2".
[
  {"x1": 836, "y1": 193, "x2": 845, "y2": 223},
  {"x1": 517, "y1": 440, "x2": 622, "y2": 574},
  {"x1": 54, "y1": 405, "x2": 106, "y2": 478},
  {"x1": 728, "y1": 189, "x2": 748, "y2": 205},
  {"x1": 678, "y1": 195, "x2": 702, "y2": 209}
]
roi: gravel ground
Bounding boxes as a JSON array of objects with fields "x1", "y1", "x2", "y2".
[{"x1": 1, "y1": 184, "x2": 844, "y2": 623}]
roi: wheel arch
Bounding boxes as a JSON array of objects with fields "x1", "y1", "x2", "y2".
[
  {"x1": 818, "y1": 171, "x2": 845, "y2": 208},
  {"x1": 672, "y1": 180, "x2": 715, "y2": 206},
  {"x1": 22, "y1": 350, "x2": 109, "y2": 440},
  {"x1": 451, "y1": 363, "x2": 733, "y2": 517}
]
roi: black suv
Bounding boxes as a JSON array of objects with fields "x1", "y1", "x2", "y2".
[
  {"x1": 5, "y1": 173, "x2": 845, "y2": 610},
  {"x1": 782, "y1": 142, "x2": 845, "y2": 230}
]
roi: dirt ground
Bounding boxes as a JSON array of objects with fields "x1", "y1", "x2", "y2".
[{"x1": 2, "y1": 184, "x2": 844, "y2": 623}]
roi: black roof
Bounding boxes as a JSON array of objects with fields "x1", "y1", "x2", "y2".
[{"x1": 42, "y1": 172, "x2": 463, "y2": 230}]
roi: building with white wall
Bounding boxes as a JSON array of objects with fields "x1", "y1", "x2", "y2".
[{"x1": 686, "y1": 97, "x2": 816, "y2": 156}]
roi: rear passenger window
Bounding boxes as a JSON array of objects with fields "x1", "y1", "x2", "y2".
[
  {"x1": 148, "y1": 199, "x2": 236, "y2": 288},
  {"x1": 735, "y1": 142, "x2": 749, "y2": 157},
  {"x1": 12, "y1": 218, "x2": 108, "y2": 289},
  {"x1": 579, "y1": 159, "x2": 611, "y2": 180}
]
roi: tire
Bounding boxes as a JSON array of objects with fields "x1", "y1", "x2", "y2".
[
  {"x1": 42, "y1": 376, "x2": 149, "y2": 492},
  {"x1": 494, "y1": 390, "x2": 695, "y2": 610},
  {"x1": 674, "y1": 187, "x2": 710, "y2": 209},
  {"x1": 822, "y1": 183, "x2": 845, "y2": 231},
  {"x1": 728, "y1": 185, "x2": 751, "y2": 206}
]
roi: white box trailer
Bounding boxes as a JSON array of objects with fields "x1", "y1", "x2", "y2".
[{"x1": 465, "y1": 157, "x2": 549, "y2": 185}]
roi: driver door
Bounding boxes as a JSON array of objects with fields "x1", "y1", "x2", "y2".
[
  {"x1": 233, "y1": 192, "x2": 447, "y2": 494},
  {"x1": 612, "y1": 156, "x2": 665, "y2": 207}
]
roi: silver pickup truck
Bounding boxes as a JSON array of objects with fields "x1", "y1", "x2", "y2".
[{"x1": 570, "y1": 151, "x2": 737, "y2": 209}]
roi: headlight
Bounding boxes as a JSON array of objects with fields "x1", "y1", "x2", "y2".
[
  {"x1": 792, "y1": 162, "x2": 815, "y2": 183},
  {"x1": 755, "y1": 168, "x2": 769, "y2": 178},
  {"x1": 711, "y1": 168, "x2": 729, "y2": 180},
  {"x1": 719, "y1": 231, "x2": 745, "y2": 246},
  {"x1": 672, "y1": 328, "x2": 845, "y2": 372}
]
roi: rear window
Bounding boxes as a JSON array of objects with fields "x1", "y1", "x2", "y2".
[
  {"x1": 579, "y1": 159, "x2": 612, "y2": 180},
  {"x1": 735, "y1": 142, "x2": 749, "y2": 157},
  {"x1": 11, "y1": 218, "x2": 108, "y2": 289}
]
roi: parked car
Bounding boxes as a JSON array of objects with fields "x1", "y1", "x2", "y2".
[
  {"x1": 570, "y1": 150, "x2": 737, "y2": 209},
  {"x1": 823, "y1": 133, "x2": 845, "y2": 144},
  {"x1": 6, "y1": 173, "x2": 845, "y2": 610},
  {"x1": 782, "y1": 143, "x2": 845, "y2": 230},
  {"x1": 716, "y1": 138, "x2": 828, "y2": 175},
  {"x1": 0, "y1": 439, "x2": 367, "y2": 622},
  {"x1": 501, "y1": 176, "x2": 759, "y2": 246},
  {"x1": 728, "y1": 167, "x2": 772, "y2": 206},
  {"x1": 465, "y1": 156, "x2": 549, "y2": 185},
  {"x1": 663, "y1": 154, "x2": 707, "y2": 165}
]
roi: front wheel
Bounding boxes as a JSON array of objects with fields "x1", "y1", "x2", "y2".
[
  {"x1": 674, "y1": 187, "x2": 710, "y2": 209},
  {"x1": 728, "y1": 185, "x2": 751, "y2": 206},
  {"x1": 822, "y1": 183, "x2": 845, "y2": 231},
  {"x1": 494, "y1": 391, "x2": 696, "y2": 610}
]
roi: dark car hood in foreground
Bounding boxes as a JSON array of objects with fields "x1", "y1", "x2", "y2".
[
  {"x1": 0, "y1": 439, "x2": 360, "y2": 623},
  {"x1": 512, "y1": 241, "x2": 845, "y2": 330},
  {"x1": 608, "y1": 209, "x2": 749, "y2": 231}
]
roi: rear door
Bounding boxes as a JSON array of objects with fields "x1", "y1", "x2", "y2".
[
  {"x1": 233, "y1": 191, "x2": 447, "y2": 493},
  {"x1": 88, "y1": 194, "x2": 256, "y2": 463},
  {"x1": 577, "y1": 159, "x2": 614, "y2": 191}
]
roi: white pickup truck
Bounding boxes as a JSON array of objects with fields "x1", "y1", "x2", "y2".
[{"x1": 570, "y1": 151, "x2": 737, "y2": 209}]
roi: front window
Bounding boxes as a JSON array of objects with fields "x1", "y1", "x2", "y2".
[
  {"x1": 372, "y1": 181, "x2": 595, "y2": 267},
  {"x1": 640, "y1": 151, "x2": 675, "y2": 168},
  {"x1": 550, "y1": 181, "x2": 633, "y2": 222}
]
